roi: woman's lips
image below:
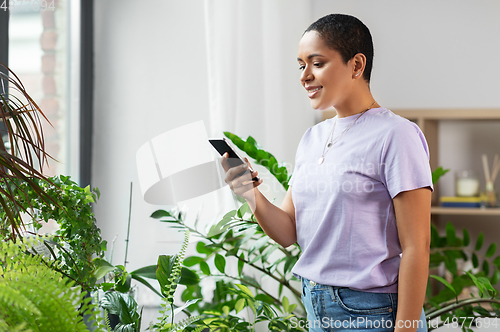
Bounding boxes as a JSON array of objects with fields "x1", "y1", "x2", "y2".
[{"x1": 307, "y1": 86, "x2": 322, "y2": 98}]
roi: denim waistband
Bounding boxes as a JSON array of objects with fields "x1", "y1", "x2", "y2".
[
  {"x1": 302, "y1": 277, "x2": 344, "y2": 291},
  {"x1": 301, "y1": 276, "x2": 397, "y2": 294}
]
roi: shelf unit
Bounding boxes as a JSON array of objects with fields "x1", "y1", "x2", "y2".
[{"x1": 322, "y1": 109, "x2": 500, "y2": 217}]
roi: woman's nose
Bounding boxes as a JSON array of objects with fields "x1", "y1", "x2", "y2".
[{"x1": 300, "y1": 69, "x2": 313, "y2": 84}]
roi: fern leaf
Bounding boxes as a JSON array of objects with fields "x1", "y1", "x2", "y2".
[{"x1": 0, "y1": 239, "x2": 104, "y2": 332}]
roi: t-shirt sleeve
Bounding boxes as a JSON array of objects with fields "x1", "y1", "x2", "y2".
[{"x1": 380, "y1": 121, "x2": 434, "y2": 199}]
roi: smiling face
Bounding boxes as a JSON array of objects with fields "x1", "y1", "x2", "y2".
[{"x1": 297, "y1": 31, "x2": 356, "y2": 111}]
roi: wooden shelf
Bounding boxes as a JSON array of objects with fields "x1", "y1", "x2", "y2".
[{"x1": 431, "y1": 206, "x2": 500, "y2": 216}]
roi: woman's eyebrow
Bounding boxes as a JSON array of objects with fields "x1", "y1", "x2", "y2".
[{"x1": 297, "y1": 53, "x2": 325, "y2": 61}]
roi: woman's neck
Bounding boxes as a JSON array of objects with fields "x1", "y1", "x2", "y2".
[{"x1": 334, "y1": 86, "x2": 378, "y2": 118}]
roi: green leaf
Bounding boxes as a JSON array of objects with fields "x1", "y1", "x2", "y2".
[
  {"x1": 236, "y1": 284, "x2": 254, "y2": 298},
  {"x1": 199, "y1": 261, "x2": 210, "y2": 275},
  {"x1": 486, "y1": 243, "x2": 497, "y2": 258},
  {"x1": 429, "y1": 275, "x2": 456, "y2": 296},
  {"x1": 173, "y1": 298, "x2": 202, "y2": 316},
  {"x1": 282, "y1": 296, "x2": 289, "y2": 313},
  {"x1": 118, "y1": 295, "x2": 139, "y2": 325},
  {"x1": 268, "y1": 156, "x2": 278, "y2": 173},
  {"x1": 102, "y1": 282, "x2": 114, "y2": 292},
  {"x1": 235, "y1": 298, "x2": 246, "y2": 313},
  {"x1": 284, "y1": 256, "x2": 298, "y2": 274},
  {"x1": 156, "y1": 255, "x2": 177, "y2": 290},
  {"x1": 473, "y1": 306, "x2": 492, "y2": 317},
  {"x1": 465, "y1": 271, "x2": 486, "y2": 297},
  {"x1": 131, "y1": 274, "x2": 163, "y2": 298},
  {"x1": 445, "y1": 222, "x2": 456, "y2": 246},
  {"x1": 491, "y1": 270, "x2": 500, "y2": 285},
  {"x1": 475, "y1": 233, "x2": 484, "y2": 251},
  {"x1": 214, "y1": 254, "x2": 226, "y2": 274},
  {"x1": 100, "y1": 291, "x2": 123, "y2": 315},
  {"x1": 249, "y1": 236, "x2": 269, "y2": 255},
  {"x1": 463, "y1": 228, "x2": 470, "y2": 247},
  {"x1": 237, "y1": 202, "x2": 249, "y2": 219},
  {"x1": 246, "y1": 136, "x2": 259, "y2": 148},
  {"x1": 244, "y1": 142, "x2": 258, "y2": 159},
  {"x1": 115, "y1": 274, "x2": 132, "y2": 293},
  {"x1": 432, "y1": 167, "x2": 450, "y2": 184},
  {"x1": 179, "y1": 267, "x2": 200, "y2": 285},
  {"x1": 150, "y1": 209, "x2": 174, "y2": 219},
  {"x1": 92, "y1": 258, "x2": 115, "y2": 280},
  {"x1": 183, "y1": 256, "x2": 204, "y2": 267},
  {"x1": 444, "y1": 254, "x2": 458, "y2": 275},
  {"x1": 196, "y1": 242, "x2": 213, "y2": 255},
  {"x1": 429, "y1": 252, "x2": 445, "y2": 266},
  {"x1": 254, "y1": 294, "x2": 274, "y2": 304},
  {"x1": 238, "y1": 253, "x2": 245, "y2": 276},
  {"x1": 222, "y1": 306, "x2": 230, "y2": 316},
  {"x1": 261, "y1": 243, "x2": 280, "y2": 262},
  {"x1": 472, "y1": 253, "x2": 479, "y2": 268},
  {"x1": 130, "y1": 265, "x2": 157, "y2": 279},
  {"x1": 256, "y1": 149, "x2": 268, "y2": 162},
  {"x1": 483, "y1": 260, "x2": 490, "y2": 276},
  {"x1": 494, "y1": 256, "x2": 500, "y2": 270}
]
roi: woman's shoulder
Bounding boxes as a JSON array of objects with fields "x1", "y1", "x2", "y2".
[{"x1": 367, "y1": 107, "x2": 421, "y2": 134}]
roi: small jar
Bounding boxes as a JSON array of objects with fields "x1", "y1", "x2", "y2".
[
  {"x1": 483, "y1": 181, "x2": 497, "y2": 207},
  {"x1": 455, "y1": 170, "x2": 480, "y2": 197}
]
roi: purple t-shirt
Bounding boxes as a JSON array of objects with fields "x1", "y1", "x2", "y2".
[{"x1": 289, "y1": 107, "x2": 433, "y2": 293}]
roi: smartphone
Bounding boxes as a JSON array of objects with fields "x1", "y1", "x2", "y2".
[{"x1": 209, "y1": 138, "x2": 260, "y2": 182}]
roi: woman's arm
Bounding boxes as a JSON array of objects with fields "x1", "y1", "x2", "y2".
[
  {"x1": 253, "y1": 188, "x2": 297, "y2": 247},
  {"x1": 393, "y1": 187, "x2": 432, "y2": 332},
  {"x1": 221, "y1": 154, "x2": 297, "y2": 247}
]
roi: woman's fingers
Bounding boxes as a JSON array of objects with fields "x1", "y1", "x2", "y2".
[
  {"x1": 221, "y1": 152, "x2": 231, "y2": 172},
  {"x1": 224, "y1": 163, "x2": 250, "y2": 184},
  {"x1": 220, "y1": 154, "x2": 262, "y2": 198}
]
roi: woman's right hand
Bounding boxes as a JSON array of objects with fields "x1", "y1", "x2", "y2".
[{"x1": 221, "y1": 152, "x2": 263, "y2": 201}]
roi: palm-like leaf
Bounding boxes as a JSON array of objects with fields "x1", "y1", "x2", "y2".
[{"x1": 0, "y1": 63, "x2": 58, "y2": 240}]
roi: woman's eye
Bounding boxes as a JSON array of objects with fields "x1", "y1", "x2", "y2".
[
  {"x1": 314, "y1": 63, "x2": 323, "y2": 67},
  {"x1": 298, "y1": 65, "x2": 305, "y2": 71}
]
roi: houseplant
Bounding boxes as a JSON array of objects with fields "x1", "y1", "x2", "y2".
[
  {"x1": 0, "y1": 174, "x2": 108, "y2": 291},
  {"x1": 0, "y1": 64, "x2": 203, "y2": 331},
  {"x1": 0, "y1": 63, "x2": 110, "y2": 330},
  {"x1": 0, "y1": 237, "x2": 104, "y2": 331},
  {"x1": 0, "y1": 63, "x2": 58, "y2": 241},
  {"x1": 151, "y1": 132, "x2": 500, "y2": 332}
]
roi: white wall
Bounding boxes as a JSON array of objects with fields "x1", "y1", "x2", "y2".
[
  {"x1": 93, "y1": 0, "x2": 500, "y2": 329},
  {"x1": 312, "y1": 0, "x2": 500, "y2": 108},
  {"x1": 93, "y1": 1, "x2": 210, "y2": 323}
]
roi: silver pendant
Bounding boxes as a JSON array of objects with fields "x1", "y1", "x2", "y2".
[
  {"x1": 318, "y1": 156, "x2": 324, "y2": 165},
  {"x1": 327, "y1": 142, "x2": 332, "y2": 148}
]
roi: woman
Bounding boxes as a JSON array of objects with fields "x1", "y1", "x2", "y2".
[{"x1": 222, "y1": 14, "x2": 432, "y2": 332}]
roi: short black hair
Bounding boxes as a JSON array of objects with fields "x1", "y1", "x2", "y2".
[{"x1": 305, "y1": 14, "x2": 374, "y2": 83}]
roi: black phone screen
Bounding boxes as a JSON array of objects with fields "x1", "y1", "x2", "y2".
[{"x1": 209, "y1": 139, "x2": 245, "y2": 168}]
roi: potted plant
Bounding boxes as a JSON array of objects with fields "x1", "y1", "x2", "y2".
[
  {"x1": 151, "y1": 133, "x2": 500, "y2": 332},
  {"x1": 0, "y1": 63, "x2": 58, "y2": 241}
]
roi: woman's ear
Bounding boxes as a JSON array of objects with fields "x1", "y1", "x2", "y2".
[{"x1": 352, "y1": 53, "x2": 367, "y2": 79}]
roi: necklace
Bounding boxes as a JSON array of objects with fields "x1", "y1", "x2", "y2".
[{"x1": 318, "y1": 101, "x2": 376, "y2": 165}]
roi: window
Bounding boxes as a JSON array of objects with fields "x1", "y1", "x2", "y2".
[{"x1": 4, "y1": 0, "x2": 92, "y2": 185}]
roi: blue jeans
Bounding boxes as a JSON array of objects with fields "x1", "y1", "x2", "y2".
[{"x1": 301, "y1": 277, "x2": 427, "y2": 332}]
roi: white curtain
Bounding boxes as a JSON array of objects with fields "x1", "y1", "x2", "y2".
[{"x1": 204, "y1": 0, "x2": 315, "y2": 166}]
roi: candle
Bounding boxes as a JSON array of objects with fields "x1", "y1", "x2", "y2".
[{"x1": 456, "y1": 170, "x2": 480, "y2": 197}]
